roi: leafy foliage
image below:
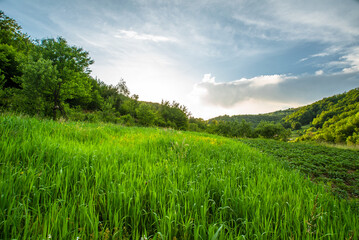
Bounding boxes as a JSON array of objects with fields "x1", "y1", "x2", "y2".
[{"x1": 255, "y1": 121, "x2": 291, "y2": 140}]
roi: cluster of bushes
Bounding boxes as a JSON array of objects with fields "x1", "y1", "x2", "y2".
[{"x1": 189, "y1": 118, "x2": 291, "y2": 140}]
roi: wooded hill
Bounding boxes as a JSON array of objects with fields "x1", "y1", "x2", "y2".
[
  {"x1": 284, "y1": 88, "x2": 359, "y2": 145},
  {"x1": 210, "y1": 109, "x2": 297, "y2": 127},
  {"x1": 208, "y1": 88, "x2": 359, "y2": 145}
]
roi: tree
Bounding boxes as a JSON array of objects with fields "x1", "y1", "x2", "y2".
[
  {"x1": 20, "y1": 58, "x2": 58, "y2": 116},
  {"x1": 0, "y1": 44, "x2": 22, "y2": 89},
  {"x1": 0, "y1": 11, "x2": 31, "y2": 51},
  {"x1": 291, "y1": 121, "x2": 302, "y2": 130},
  {"x1": 237, "y1": 120, "x2": 253, "y2": 137},
  {"x1": 21, "y1": 37, "x2": 94, "y2": 120},
  {"x1": 0, "y1": 44, "x2": 23, "y2": 107},
  {"x1": 255, "y1": 121, "x2": 290, "y2": 140},
  {"x1": 116, "y1": 78, "x2": 130, "y2": 97},
  {"x1": 158, "y1": 100, "x2": 189, "y2": 130},
  {"x1": 136, "y1": 103, "x2": 156, "y2": 126}
]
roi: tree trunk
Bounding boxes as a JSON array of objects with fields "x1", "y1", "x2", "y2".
[
  {"x1": 52, "y1": 109, "x2": 56, "y2": 121},
  {"x1": 52, "y1": 102, "x2": 60, "y2": 121},
  {"x1": 59, "y1": 104, "x2": 67, "y2": 120}
]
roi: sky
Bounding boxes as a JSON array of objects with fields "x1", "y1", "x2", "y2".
[{"x1": 1, "y1": 0, "x2": 359, "y2": 119}]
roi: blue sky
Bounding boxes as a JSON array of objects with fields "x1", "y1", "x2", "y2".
[{"x1": 1, "y1": 0, "x2": 359, "y2": 119}]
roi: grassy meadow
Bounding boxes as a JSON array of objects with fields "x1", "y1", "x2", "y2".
[{"x1": 1, "y1": 114, "x2": 358, "y2": 239}]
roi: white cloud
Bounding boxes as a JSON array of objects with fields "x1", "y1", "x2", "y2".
[
  {"x1": 233, "y1": 0, "x2": 359, "y2": 43},
  {"x1": 341, "y1": 47, "x2": 359, "y2": 73},
  {"x1": 318, "y1": 46, "x2": 359, "y2": 74},
  {"x1": 243, "y1": 75, "x2": 289, "y2": 87},
  {"x1": 115, "y1": 30, "x2": 176, "y2": 42},
  {"x1": 315, "y1": 70, "x2": 324, "y2": 76},
  {"x1": 190, "y1": 71, "x2": 359, "y2": 118},
  {"x1": 202, "y1": 74, "x2": 216, "y2": 83},
  {"x1": 194, "y1": 74, "x2": 297, "y2": 107},
  {"x1": 300, "y1": 52, "x2": 331, "y2": 62},
  {"x1": 201, "y1": 74, "x2": 291, "y2": 87},
  {"x1": 311, "y1": 52, "x2": 330, "y2": 58}
]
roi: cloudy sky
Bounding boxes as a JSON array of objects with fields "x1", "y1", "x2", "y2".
[{"x1": 1, "y1": 0, "x2": 359, "y2": 119}]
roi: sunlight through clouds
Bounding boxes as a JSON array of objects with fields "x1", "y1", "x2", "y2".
[{"x1": 115, "y1": 30, "x2": 176, "y2": 42}]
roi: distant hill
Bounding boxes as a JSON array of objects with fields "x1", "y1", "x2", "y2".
[
  {"x1": 284, "y1": 88, "x2": 359, "y2": 145},
  {"x1": 210, "y1": 108, "x2": 297, "y2": 127}
]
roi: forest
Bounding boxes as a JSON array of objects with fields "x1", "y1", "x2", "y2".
[{"x1": 1, "y1": 11, "x2": 358, "y2": 145}]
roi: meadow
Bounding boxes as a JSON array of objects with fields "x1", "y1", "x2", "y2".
[{"x1": 1, "y1": 114, "x2": 358, "y2": 239}]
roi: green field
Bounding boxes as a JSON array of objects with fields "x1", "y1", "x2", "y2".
[
  {"x1": 240, "y1": 139, "x2": 359, "y2": 199},
  {"x1": 1, "y1": 115, "x2": 358, "y2": 239}
]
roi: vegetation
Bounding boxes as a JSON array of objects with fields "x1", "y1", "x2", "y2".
[
  {"x1": 1, "y1": 114, "x2": 358, "y2": 239},
  {"x1": 1, "y1": 9, "x2": 359, "y2": 240},
  {"x1": 0, "y1": 11, "x2": 296, "y2": 143},
  {"x1": 0, "y1": 11, "x2": 190, "y2": 131},
  {"x1": 211, "y1": 109, "x2": 297, "y2": 127},
  {"x1": 284, "y1": 88, "x2": 359, "y2": 145},
  {"x1": 240, "y1": 139, "x2": 359, "y2": 199},
  {"x1": 2, "y1": 11, "x2": 359, "y2": 146}
]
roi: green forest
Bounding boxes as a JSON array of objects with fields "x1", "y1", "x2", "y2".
[{"x1": 1, "y1": 10, "x2": 358, "y2": 145}]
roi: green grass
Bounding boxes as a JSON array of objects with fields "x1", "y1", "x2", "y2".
[
  {"x1": 240, "y1": 138, "x2": 359, "y2": 199},
  {"x1": 1, "y1": 114, "x2": 358, "y2": 239}
]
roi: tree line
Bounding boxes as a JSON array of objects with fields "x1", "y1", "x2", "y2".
[{"x1": 0, "y1": 11, "x2": 292, "y2": 140}]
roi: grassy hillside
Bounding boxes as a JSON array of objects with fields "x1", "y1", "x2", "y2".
[
  {"x1": 284, "y1": 88, "x2": 359, "y2": 145},
  {"x1": 1, "y1": 114, "x2": 358, "y2": 239},
  {"x1": 210, "y1": 109, "x2": 296, "y2": 127}
]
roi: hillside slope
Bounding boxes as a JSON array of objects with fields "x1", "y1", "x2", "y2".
[
  {"x1": 1, "y1": 114, "x2": 358, "y2": 239},
  {"x1": 284, "y1": 88, "x2": 359, "y2": 144}
]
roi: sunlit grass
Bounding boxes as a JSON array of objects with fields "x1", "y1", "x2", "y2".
[{"x1": 1, "y1": 114, "x2": 358, "y2": 239}]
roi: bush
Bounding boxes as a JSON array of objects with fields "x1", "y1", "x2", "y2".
[
  {"x1": 291, "y1": 121, "x2": 302, "y2": 130},
  {"x1": 119, "y1": 114, "x2": 135, "y2": 126},
  {"x1": 255, "y1": 121, "x2": 290, "y2": 140}
]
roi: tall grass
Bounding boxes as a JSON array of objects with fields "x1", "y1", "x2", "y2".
[{"x1": 1, "y1": 114, "x2": 358, "y2": 239}]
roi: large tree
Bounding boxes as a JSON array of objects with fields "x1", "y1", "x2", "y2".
[{"x1": 21, "y1": 37, "x2": 94, "y2": 120}]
